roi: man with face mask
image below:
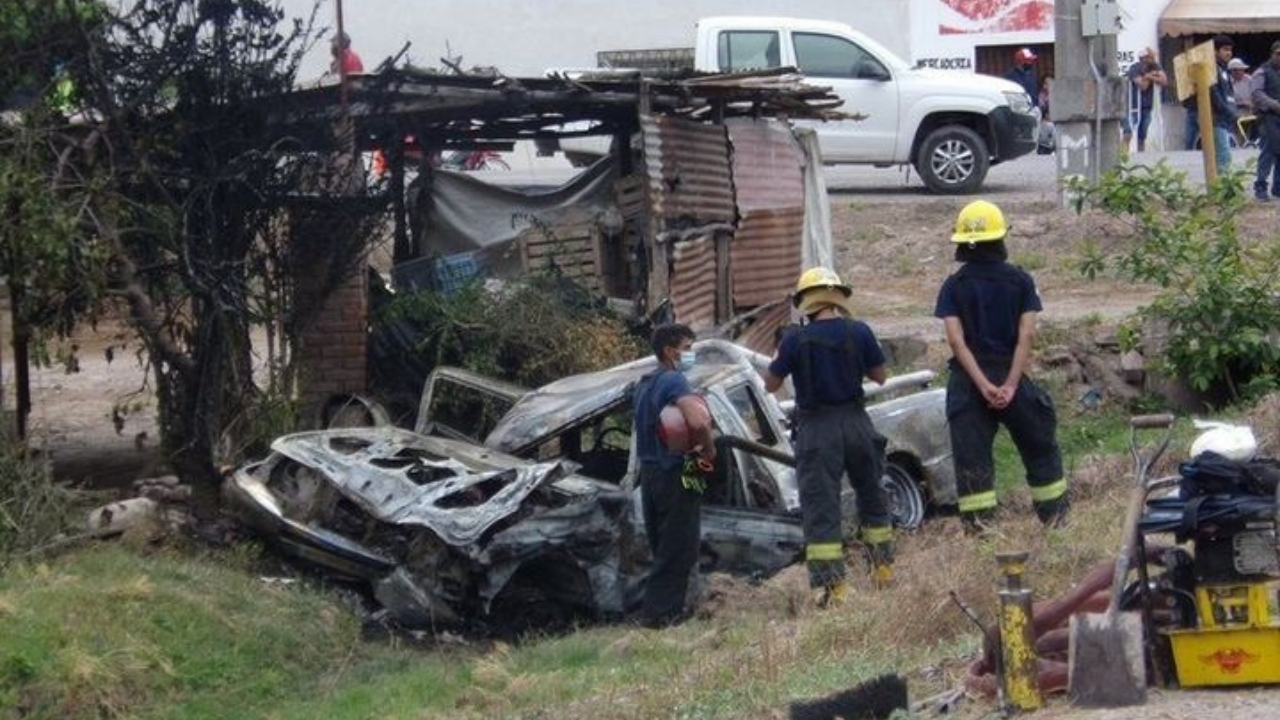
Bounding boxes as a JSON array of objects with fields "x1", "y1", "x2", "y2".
[
  {"x1": 763, "y1": 268, "x2": 892, "y2": 607},
  {"x1": 633, "y1": 323, "x2": 715, "y2": 628}
]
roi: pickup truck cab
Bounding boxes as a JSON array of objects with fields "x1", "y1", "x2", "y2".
[{"x1": 695, "y1": 16, "x2": 1038, "y2": 193}]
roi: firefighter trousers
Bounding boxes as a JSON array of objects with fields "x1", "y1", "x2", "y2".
[
  {"x1": 639, "y1": 462, "x2": 702, "y2": 626},
  {"x1": 946, "y1": 359, "x2": 1067, "y2": 522},
  {"x1": 794, "y1": 403, "x2": 893, "y2": 589}
]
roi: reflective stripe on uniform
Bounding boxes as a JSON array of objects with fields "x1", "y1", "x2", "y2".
[
  {"x1": 958, "y1": 490, "x2": 999, "y2": 513},
  {"x1": 861, "y1": 525, "x2": 893, "y2": 545},
  {"x1": 806, "y1": 542, "x2": 844, "y2": 561},
  {"x1": 1029, "y1": 478, "x2": 1068, "y2": 503}
]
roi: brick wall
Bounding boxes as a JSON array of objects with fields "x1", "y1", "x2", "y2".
[{"x1": 296, "y1": 268, "x2": 368, "y2": 417}]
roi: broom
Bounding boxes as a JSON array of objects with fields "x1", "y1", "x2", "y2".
[{"x1": 788, "y1": 673, "x2": 908, "y2": 720}]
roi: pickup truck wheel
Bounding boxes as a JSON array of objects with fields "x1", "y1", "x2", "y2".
[{"x1": 917, "y1": 125, "x2": 990, "y2": 195}]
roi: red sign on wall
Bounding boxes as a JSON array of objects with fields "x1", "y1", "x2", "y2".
[{"x1": 938, "y1": 0, "x2": 1054, "y2": 35}]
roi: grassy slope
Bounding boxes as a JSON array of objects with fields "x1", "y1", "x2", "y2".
[{"x1": 5, "y1": 395, "x2": 1274, "y2": 720}]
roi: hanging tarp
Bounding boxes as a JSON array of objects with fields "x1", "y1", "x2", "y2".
[
  {"x1": 399, "y1": 158, "x2": 619, "y2": 286},
  {"x1": 1160, "y1": 0, "x2": 1280, "y2": 37}
]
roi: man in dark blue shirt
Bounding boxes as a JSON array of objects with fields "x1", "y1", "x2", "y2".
[
  {"x1": 1004, "y1": 48, "x2": 1040, "y2": 103},
  {"x1": 935, "y1": 201, "x2": 1067, "y2": 531},
  {"x1": 763, "y1": 267, "x2": 892, "y2": 606},
  {"x1": 633, "y1": 323, "x2": 715, "y2": 628}
]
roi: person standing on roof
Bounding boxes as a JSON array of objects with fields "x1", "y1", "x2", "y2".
[
  {"x1": 1005, "y1": 48, "x2": 1040, "y2": 103},
  {"x1": 330, "y1": 31, "x2": 364, "y2": 75},
  {"x1": 633, "y1": 324, "x2": 715, "y2": 628},
  {"x1": 763, "y1": 268, "x2": 893, "y2": 606},
  {"x1": 935, "y1": 201, "x2": 1068, "y2": 532}
]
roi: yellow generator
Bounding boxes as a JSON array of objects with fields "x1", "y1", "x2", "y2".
[{"x1": 1149, "y1": 512, "x2": 1280, "y2": 687}]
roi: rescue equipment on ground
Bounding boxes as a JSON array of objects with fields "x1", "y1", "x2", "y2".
[{"x1": 1142, "y1": 426, "x2": 1280, "y2": 688}]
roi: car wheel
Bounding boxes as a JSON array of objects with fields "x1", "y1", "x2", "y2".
[
  {"x1": 882, "y1": 462, "x2": 926, "y2": 530},
  {"x1": 838, "y1": 461, "x2": 926, "y2": 534},
  {"x1": 917, "y1": 125, "x2": 990, "y2": 195}
]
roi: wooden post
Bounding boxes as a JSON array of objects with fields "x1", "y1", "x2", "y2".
[
  {"x1": 1173, "y1": 41, "x2": 1218, "y2": 185},
  {"x1": 1195, "y1": 60, "x2": 1218, "y2": 184}
]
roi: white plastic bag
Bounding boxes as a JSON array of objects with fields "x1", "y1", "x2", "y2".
[{"x1": 1189, "y1": 420, "x2": 1257, "y2": 462}]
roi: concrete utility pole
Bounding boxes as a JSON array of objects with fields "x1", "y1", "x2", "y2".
[{"x1": 1053, "y1": 0, "x2": 1125, "y2": 202}]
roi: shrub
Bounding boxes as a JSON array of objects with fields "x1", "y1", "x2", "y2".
[
  {"x1": 0, "y1": 432, "x2": 79, "y2": 564},
  {"x1": 370, "y1": 273, "x2": 646, "y2": 419},
  {"x1": 1072, "y1": 162, "x2": 1280, "y2": 404}
]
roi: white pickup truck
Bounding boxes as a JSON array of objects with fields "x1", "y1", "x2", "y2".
[{"x1": 555, "y1": 16, "x2": 1040, "y2": 194}]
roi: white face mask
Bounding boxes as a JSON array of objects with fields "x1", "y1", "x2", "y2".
[{"x1": 679, "y1": 350, "x2": 696, "y2": 371}]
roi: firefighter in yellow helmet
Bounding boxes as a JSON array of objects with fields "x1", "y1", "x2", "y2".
[
  {"x1": 935, "y1": 201, "x2": 1068, "y2": 530},
  {"x1": 763, "y1": 268, "x2": 894, "y2": 605}
]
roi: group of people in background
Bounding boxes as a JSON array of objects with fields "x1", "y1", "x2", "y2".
[
  {"x1": 1001, "y1": 37, "x2": 1280, "y2": 201},
  {"x1": 636, "y1": 201, "x2": 1066, "y2": 625},
  {"x1": 1180, "y1": 35, "x2": 1280, "y2": 200}
]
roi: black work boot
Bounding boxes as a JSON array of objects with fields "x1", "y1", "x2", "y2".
[
  {"x1": 961, "y1": 509, "x2": 997, "y2": 537},
  {"x1": 1034, "y1": 496, "x2": 1070, "y2": 528}
]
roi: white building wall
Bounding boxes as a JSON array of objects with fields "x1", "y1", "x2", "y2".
[
  {"x1": 906, "y1": 0, "x2": 1173, "y2": 72},
  {"x1": 280, "y1": 0, "x2": 913, "y2": 79}
]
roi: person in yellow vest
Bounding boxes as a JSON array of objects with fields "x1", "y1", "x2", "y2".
[
  {"x1": 763, "y1": 268, "x2": 894, "y2": 606},
  {"x1": 934, "y1": 201, "x2": 1068, "y2": 531}
]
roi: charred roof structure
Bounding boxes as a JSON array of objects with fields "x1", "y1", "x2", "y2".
[{"x1": 263, "y1": 66, "x2": 847, "y2": 352}]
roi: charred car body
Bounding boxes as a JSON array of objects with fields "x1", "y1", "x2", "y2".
[{"x1": 226, "y1": 340, "x2": 953, "y2": 629}]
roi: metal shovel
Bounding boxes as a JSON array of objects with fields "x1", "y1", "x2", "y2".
[{"x1": 1067, "y1": 413, "x2": 1174, "y2": 707}]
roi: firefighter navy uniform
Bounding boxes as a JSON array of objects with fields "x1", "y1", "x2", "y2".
[
  {"x1": 935, "y1": 201, "x2": 1068, "y2": 525},
  {"x1": 769, "y1": 314, "x2": 893, "y2": 593}
]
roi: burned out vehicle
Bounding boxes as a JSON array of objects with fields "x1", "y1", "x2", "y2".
[
  {"x1": 225, "y1": 340, "x2": 953, "y2": 629},
  {"x1": 423, "y1": 340, "x2": 956, "y2": 574},
  {"x1": 224, "y1": 428, "x2": 632, "y2": 630}
]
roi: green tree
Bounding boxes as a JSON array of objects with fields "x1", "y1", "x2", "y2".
[
  {"x1": 7, "y1": 0, "x2": 380, "y2": 507},
  {"x1": 1073, "y1": 163, "x2": 1280, "y2": 404}
]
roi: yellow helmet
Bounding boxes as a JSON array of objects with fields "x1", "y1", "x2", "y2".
[
  {"x1": 951, "y1": 200, "x2": 1008, "y2": 243},
  {"x1": 793, "y1": 267, "x2": 852, "y2": 314},
  {"x1": 794, "y1": 267, "x2": 850, "y2": 297}
]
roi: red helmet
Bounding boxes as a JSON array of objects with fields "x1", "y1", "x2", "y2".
[
  {"x1": 657, "y1": 395, "x2": 711, "y2": 454},
  {"x1": 1014, "y1": 48, "x2": 1037, "y2": 64}
]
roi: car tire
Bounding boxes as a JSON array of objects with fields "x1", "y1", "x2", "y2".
[
  {"x1": 882, "y1": 461, "x2": 926, "y2": 530},
  {"x1": 837, "y1": 461, "x2": 927, "y2": 534},
  {"x1": 917, "y1": 125, "x2": 990, "y2": 195}
]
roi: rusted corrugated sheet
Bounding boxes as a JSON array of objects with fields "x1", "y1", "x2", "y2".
[
  {"x1": 641, "y1": 115, "x2": 735, "y2": 232},
  {"x1": 669, "y1": 235, "x2": 717, "y2": 332},
  {"x1": 726, "y1": 120, "x2": 805, "y2": 308},
  {"x1": 734, "y1": 301, "x2": 793, "y2": 356}
]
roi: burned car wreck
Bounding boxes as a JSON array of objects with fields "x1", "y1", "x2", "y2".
[
  {"x1": 235, "y1": 69, "x2": 953, "y2": 630},
  {"x1": 226, "y1": 341, "x2": 954, "y2": 630},
  {"x1": 225, "y1": 428, "x2": 632, "y2": 630}
]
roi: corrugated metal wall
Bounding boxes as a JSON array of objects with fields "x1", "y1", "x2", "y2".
[
  {"x1": 725, "y1": 119, "x2": 805, "y2": 309},
  {"x1": 668, "y1": 234, "x2": 718, "y2": 331},
  {"x1": 640, "y1": 114, "x2": 808, "y2": 348},
  {"x1": 641, "y1": 115, "x2": 736, "y2": 232}
]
